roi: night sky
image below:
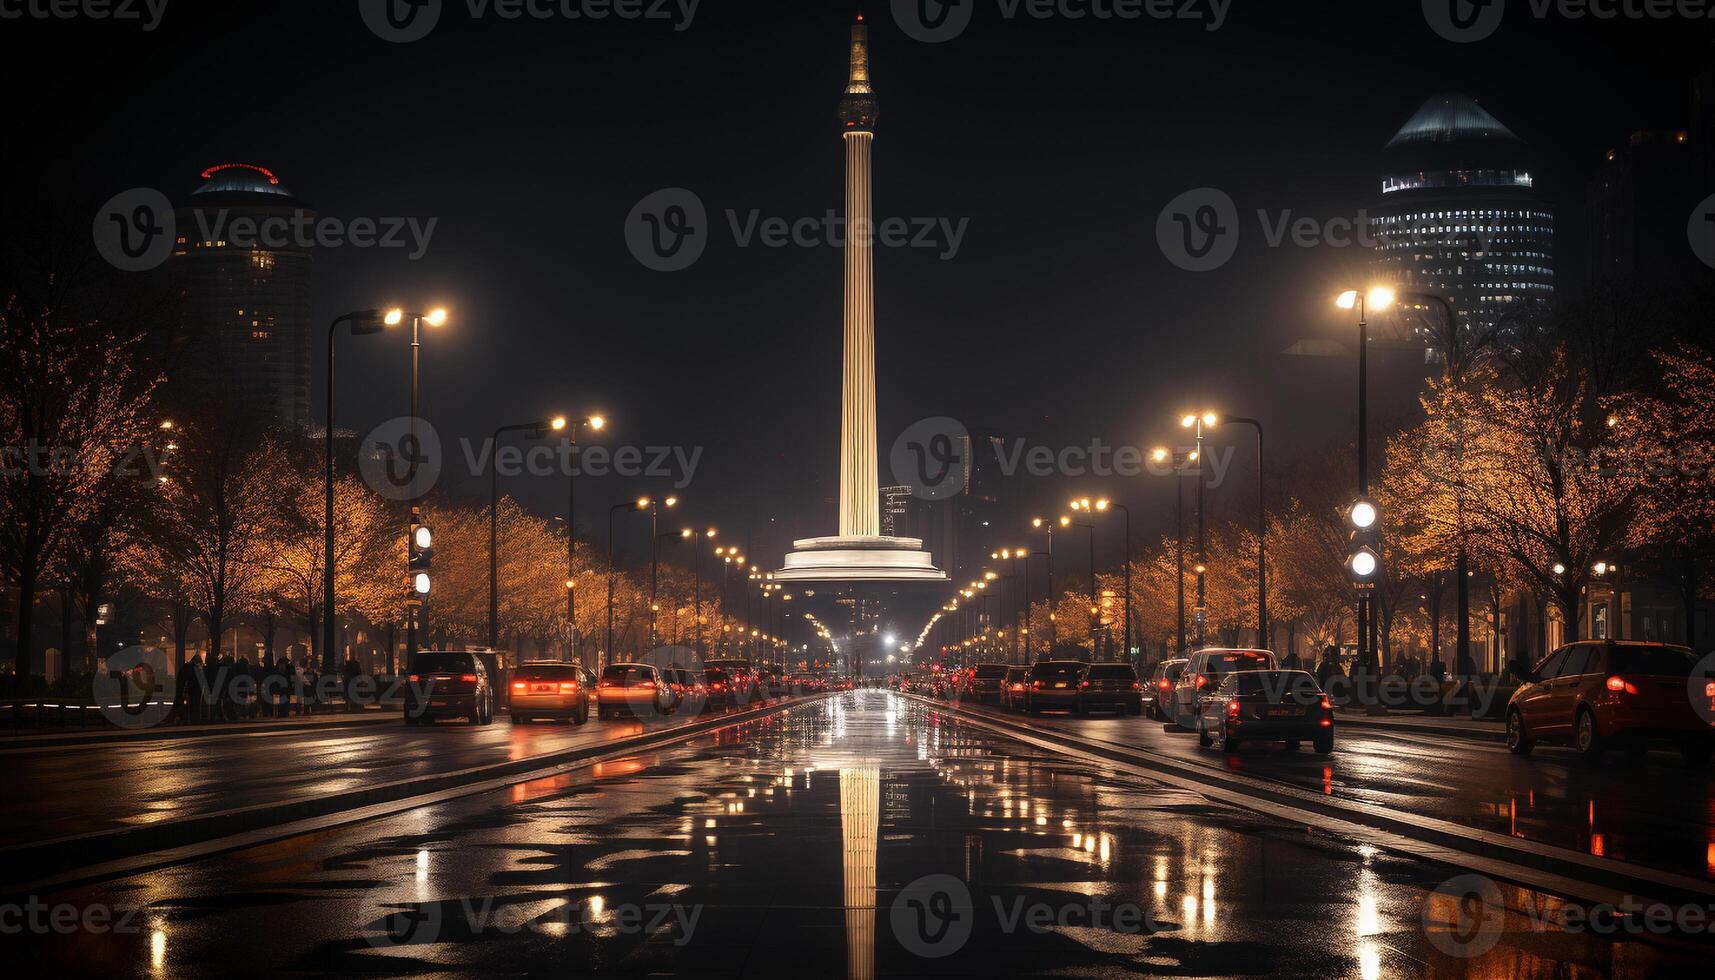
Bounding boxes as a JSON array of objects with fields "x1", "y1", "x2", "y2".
[{"x1": 5, "y1": 1, "x2": 1712, "y2": 605}]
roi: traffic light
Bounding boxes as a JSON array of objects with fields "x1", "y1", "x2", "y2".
[
  {"x1": 409, "y1": 521, "x2": 434, "y2": 596},
  {"x1": 1344, "y1": 497, "x2": 1380, "y2": 586}
]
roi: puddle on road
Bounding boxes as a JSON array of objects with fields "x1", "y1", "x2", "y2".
[{"x1": 16, "y1": 692, "x2": 1710, "y2": 978}]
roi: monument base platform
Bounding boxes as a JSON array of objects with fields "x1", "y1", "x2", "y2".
[{"x1": 774, "y1": 535, "x2": 948, "y2": 583}]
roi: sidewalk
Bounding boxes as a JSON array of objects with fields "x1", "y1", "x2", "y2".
[
  {"x1": 1334, "y1": 707, "x2": 1505, "y2": 740},
  {"x1": 0, "y1": 707, "x2": 399, "y2": 750}
]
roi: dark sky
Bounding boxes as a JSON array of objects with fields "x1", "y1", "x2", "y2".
[{"x1": 5, "y1": 0, "x2": 1712, "y2": 637}]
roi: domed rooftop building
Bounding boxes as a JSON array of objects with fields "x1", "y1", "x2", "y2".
[
  {"x1": 1370, "y1": 94, "x2": 1554, "y2": 359},
  {"x1": 170, "y1": 163, "x2": 315, "y2": 428}
]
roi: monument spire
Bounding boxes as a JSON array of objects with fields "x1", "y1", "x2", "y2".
[{"x1": 837, "y1": 12, "x2": 879, "y2": 538}]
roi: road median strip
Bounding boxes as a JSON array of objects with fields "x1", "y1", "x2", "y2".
[
  {"x1": 907, "y1": 694, "x2": 1715, "y2": 911},
  {"x1": 2, "y1": 695, "x2": 826, "y2": 897}
]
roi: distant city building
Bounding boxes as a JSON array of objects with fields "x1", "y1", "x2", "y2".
[
  {"x1": 170, "y1": 163, "x2": 314, "y2": 428},
  {"x1": 879, "y1": 485, "x2": 913, "y2": 538},
  {"x1": 1371, "y1": 94, "x2": 1555, "y2": 356},
  {"x1": 1585, "y1": 129, "x2": 1699, "y2": 285}
]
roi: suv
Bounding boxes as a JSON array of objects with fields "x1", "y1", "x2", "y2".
[
  {"x1": 508, "y1": 661, "x2": 593, "y2": 724},
  {"x1": 1076, "y1": 663, "x2": 1143, "y2": 715},
  {"x1": 404, "y1": 651, "x2": 495, "y2": 725},
  {"x1": 1024, "y1": 661, "x2": 1087, "y2": 713},
  {"x1": 1145, "y1": 658, "x2": 1187, "y2": 720},
  {"x1": 1167, "y1": 648, "x2": 1277, "y2": 730},
  {"x1": 966, "y1": 664, "x2": 1010, "y2": 704},
  {"x1": 596, "y1": 663, "x2": 672, "y2": 719},
  {"x1": 1506, "y1": 640, "x2": 1713, "y2": 764}
]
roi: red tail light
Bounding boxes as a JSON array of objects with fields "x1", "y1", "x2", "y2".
[
  {"x1": 1009, "y1": 683, "x2": 1024, "y2": 692},
  {"x1": 459, "y1": 674, "x2": 478, "y2": 683},
  {"x1": 1226, "y1": 698, "x2": 1241, "y2": 719},
  {"x1": 408, "y1": 674, "x2": 420, "y2": 683},
  {"x1": 558, "y1": 682, "x2": 576, "y2": 694},
  {"x1": 1319, "y1": 695, "x2": 1332, "y2": 710},
  {"x1": 1079, "y1": 681, "x2": 1090, "y2": 689},
  {"x1": 1032, "y1": 680, "x2": 1043, "y2": 690},
  {"x1": 1158, "y1": 680, "x2": 1171, "y2": 691},
  {"x1": 713, "y1": 682, "x2": 727, "y2": 691},
  {"x1": 512, "y1": 682, "x2": 526, "y2": 692},
  {"x1": 1605, "y1": 676, "x2": 1640, "y2": 695},
  {"x1": 1195, "y1": 673, "x2": 1210, "y2": 689},
  {"x1": 1131, "y1": 682, "x2": 1142, "y2": 691}
]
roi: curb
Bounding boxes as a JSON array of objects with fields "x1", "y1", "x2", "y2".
[
  {"x1": 1332, "y1": 713, "x2": 1506, "y2": 742},
  {"x1": 907, "y1": 694, "x2": 1715, "y2": 910},
  {"x1": 2, "y1": 695, "x2": 822, "y2": 896}
]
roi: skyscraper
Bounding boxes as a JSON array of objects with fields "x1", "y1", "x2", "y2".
[
  {"x1": 170, "y1": 163, "x2": 314, "y2": 427},
  {"x1": 1370, "y1": 94, "x2": 1554, "y2": 354},
  {"x1": 1586, "y1": 129, "x2": 1699, "y2": 285}
]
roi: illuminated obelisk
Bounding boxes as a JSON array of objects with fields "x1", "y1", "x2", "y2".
[{"x1": 777, "y1": 15, "x2": 946, "y2": 583}]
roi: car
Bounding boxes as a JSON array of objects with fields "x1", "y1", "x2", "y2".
[
  {"x1": 508, "y1": 661, "x2": 592, "y2": 724},
  {"x1": 1075, "y1": 663, "x2": 1144, "y2": 715},
  {"x1": 596, "y1": 663, "x2": 672, "y2": 719},
  {"x1": 964, "y1": 664, "x2": 1010, "y2": 704},
  {"x1": 1001, "y1": 667, "x2": 1030, "y2": 711},
  {"x1": 705, "y1": 659, "x2": 764, "y2": 704},
  {"x1": 662, "y1": 667, "x2": 706, "y2": 711},
  {"x1": 1167, "y1": 648, "x2": 1278, "y2": 730},
  {"x1": 1195, "y1": 669, "x2": 1334, "y2": 753},
  {"x1": 1024, "y1": 661, "x2": 1087, "y2": 713},
  {"x1": 404, "y1": 651, "x2": 495, "y2": 725},
  {"x1": 703, "y1": 667, "x2": 741, "y2": 709},
  {"x1": 1505, "y1": 640, "x2": 1714, "y2": 765},
  {"x1": 1144, "y1": 658, "x2": 1187, "y2": 720}
]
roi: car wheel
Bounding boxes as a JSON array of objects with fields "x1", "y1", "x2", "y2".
[
  {"x1": 1680, "y1": 737, "x2": 1714, "y2": 767},
  {"x1": 1574, "y1": 708, "x2": 1604, "y2": 759},
  {"x1": 1505, "y1": 709, "x2": 1533, "y2": 756},
  {"x1": 1313, "y1": 732, "x2": 1333, "y2": 755},
  {"x1": 575, "y1": 700, "x2": 589, "y2": 725}
]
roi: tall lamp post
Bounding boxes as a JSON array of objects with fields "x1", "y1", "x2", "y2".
[
  {"x1": 688, "y1": 528, "x2": 717, "y2": 656},
  {"x1": 1031, "y1": 517, "x2": 1058, "y2": 655},
  {"x1": 644, "y1": 496, "x2": 680, "y2": 648},
  {"x1": 489, "y1": 415, "x2": 565, "y2": 649},
  {"x1": 559, "y1": 415, "x2": 605, "y2": 663},
  {"x1": 1336, "y1": 287, "x2": 1395, "y2": 669},
  {"x1": 1061, "y1": 514, "x2": 1097, "y2": 657},
  {"x1": 1074, "y1": 498, "x2": 1132, "y2": 664},
  {"x1": 323, "y1": 308, "x2": 397, "y2": 672},
  {"x1": 403, "y1": 307, "x2": 449, "y2": 665},
  {"x1": 1152, "y1": 447, "x2": 1197, "y2": 653},
  {"x1": 605, "y1": 497, "x2": 656, "y2": 666},
  {"x1": 1179, "y1": 411, "x2": 1218, "y2": 647}
]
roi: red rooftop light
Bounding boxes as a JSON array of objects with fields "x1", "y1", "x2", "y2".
[{"x1": 199, "y1": 163, "x2": 280, "y2": 185}]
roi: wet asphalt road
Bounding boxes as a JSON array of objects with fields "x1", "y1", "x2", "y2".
[
  {"x1": 1008, "y1": 703, "x2": 1715, "y2": 883},
  {"x1": 11, "y1": 691, "x2": 1711, "y2": 977},
  {"x1": 0, "y1": 702, "x2": 765, "y2": 847}
]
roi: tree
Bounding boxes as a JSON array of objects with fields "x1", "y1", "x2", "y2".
[{"x1": 0, "y1": 299, "x2": 158, "y2": 684}]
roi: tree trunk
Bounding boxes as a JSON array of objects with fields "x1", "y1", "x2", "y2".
[
  {"x1": 59, "y1": 583, "x2": 74, "y2": 675},
  {"x1": 1556, "y1": 582, "x2": 1582, "y2": 643},
  {"x1": 14, "y1": 564, "x2": 37, "y2": 686},
  {"x1": 1682, "y1": 552, "x2": 1699, "y2": 650}
]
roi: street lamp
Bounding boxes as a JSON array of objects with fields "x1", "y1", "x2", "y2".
[
  {"x1": 1179, "y1": 412, "x2": 1217, "y2": 647},
  {"x1": 645, "y1": 496, "x2": 680, "y2": 647},
  {"x1": 1153, "y1": 446, "x2": 1197, "y2": 653},
  {"x1": 1203, "y1": 413, "x2": 1268, "y2": 647},
  {"x1": 1061, "y1": 512, "x2": 1097, "y2": 656},
  {"x1": 489, "y1": 415, "x2": 561, "y2": 649},
  {"x1": 323, "y1": 308, "x2": 396, "y2": 672},
  {"x1": 1031, "y1": 517, "x2": 1058, "y2": 655},
  {"x1": 1074, "y1": 497, "x2": 1134, "y2": 664},
  {"x1": 1337, "y1": 285, "x2": 1394, "y2": 669},
  {"x1": 558, "y1": 414, "x2": 604, "y2": 662},
  {"x1": 401, "y1": 307, "x2": 448, "y2": 666}
]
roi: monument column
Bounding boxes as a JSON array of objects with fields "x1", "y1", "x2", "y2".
[{"x1": 837, "y1": 16, "x2": 880, "y2": 539}]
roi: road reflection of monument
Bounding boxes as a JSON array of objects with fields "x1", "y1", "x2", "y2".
[
  {"x1": 776, "y1": 16, "x2": 946, "y2": 589},
  {"x1": 839, "y1": 767, "x2": 880, "y2": 980}
]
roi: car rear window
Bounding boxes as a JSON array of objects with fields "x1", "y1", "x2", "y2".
[
  {"x1": 1029, "y1": 663, "x2": 1084, "y2": 680},
  {"x1": 1086, "y1": 665, "x2": 1137, "y2": 680},
  {"x1": 1608, "y1": 646, "x2": 1698, "y2": 677},
  {"x1": 413, "y1": 653, "x2": 474, "y2": 673},
  {"x1": 516, "y1": 664, "x2": 578, "y2": 681},
  {"x1": 1202, "y1": 652, "x2": 1275, "y2": 674},
  {"x1": 974, "y1": 665, "x2": 1008, "y2": 678},
  {"x1": 602, "y1": 665, "x2": 654, "y2": 686}
]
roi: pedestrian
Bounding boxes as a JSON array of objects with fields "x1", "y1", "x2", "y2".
[
  {"x1": 342, "y1": 655, "x2": 362, "y2": 713},
  {"x1": 1280, "y1": 649, "x2": 1302, "y2": 671},
  {"x1": 183, "y1": 653, "x2": 205, "y2": 724}
]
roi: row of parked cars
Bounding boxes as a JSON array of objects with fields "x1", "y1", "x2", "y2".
[
  {"x1": 402, "y1": 654, "x2": 849, "y2": 725},
  {"x1": 906, "y1": 639, "x2": 1715, "y2": 762}
]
